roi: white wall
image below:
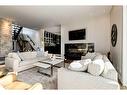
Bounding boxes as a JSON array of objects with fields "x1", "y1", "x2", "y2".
[
  {"x1": 61, "y1": 26, "x2": 66, "y2": 57},
  {"x1": 45, "y1": 25, "x2": 61, "y2": 35},
  {"x1": 122, "y1": 6, "x2": 127, "y2": 86},
  {"x1": 38, "y1": 29, "x2": 45, "y2": 52},
  {"x1": 61, "y1": 15, "x2": 111, "y2": 56},
  {"x1": 110, "y1": 6, "x2": 123, "y2": 82}
]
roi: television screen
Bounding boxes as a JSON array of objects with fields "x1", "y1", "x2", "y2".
[{"x1": 69, "y1": 29, "x2": 86, "y2": 40}]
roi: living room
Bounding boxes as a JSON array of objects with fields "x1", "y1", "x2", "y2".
[{"x1": 0, "y1": 5, "x2": 126, "y2": 90}]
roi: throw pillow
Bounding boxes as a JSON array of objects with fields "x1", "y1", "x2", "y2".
[
  {"x1": 81, "y1": 52, "x2": 96, "y2": 60},
  {"x1": 68, "y1": 59, "x2": 92, "y2": 72},
  {"x1": 17, "y1": 51, "x2": 24, "y2": 61},
  {"x1": 93, "y1": 54, "x2": 103, "y2": 60},
  {"x1": 8, "y1": 52, "x2": 21, "y2": 62},
  {"x1": 20, "y1": 52, "x2": 37, "y2": 60},
  {"x1": 88, "y1": 59, "x2": 105, "y2": 76},
  {"x1": 95, "y1": 52, "x2": 102, "y2": 56},
  {"x1": 8, "y1": 53, "x2": 21, "y2": 62}
]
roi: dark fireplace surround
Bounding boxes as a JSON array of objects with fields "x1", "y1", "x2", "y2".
[{"x1": 64, "y1": 43, "x2": 94, "y2": 60}]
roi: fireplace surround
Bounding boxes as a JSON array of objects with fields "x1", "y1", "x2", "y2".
[{"x1": 65, "y1": 43, "x2": 94, "y2": 60}]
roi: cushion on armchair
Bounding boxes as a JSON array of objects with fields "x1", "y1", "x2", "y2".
[
  {"x1": 28, "y1": 83, "x2": 43, "y2": 90},
  {"x1": 0, "y1": 73, "x2": 43, "y2": 90},
  {"x1": 4, "y1": 81, "x2": 31, "y2": 90}
]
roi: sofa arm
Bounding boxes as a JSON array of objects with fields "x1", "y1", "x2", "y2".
[
  {"x1": 102, "y1": 55, "x2": 118, "y2": 81},
  {"x1": 28, "y1": 83, "x2": 43, "y2": 90},
  {"x1": 102, "y1": 64, "x2": 118, "y2": 81},
  {"x1": 5, "y1": 57, "x2": 20, "y2": 72},
  {"x1": 0, "y1": 73, "x2": 17, "y2": 86}
]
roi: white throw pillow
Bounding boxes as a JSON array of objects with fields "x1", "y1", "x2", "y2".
[
  {"x1": 95, "y1": 52, "x2": 101, "y2": 56},
  {"x1": 68, "y1": 59, "x2": 92, "y2": 72},
  {"x1": 80, "y1": 59, "x2": 92, "y2": 65},
  {"x1": 17, "y1": 51, "x2": 24, "y2": 61},
  {"x1": 70, "y1": 61, "x2": 82, "y2": 69},
  {"x1": 81, "y1": 52, "x2": 96, "y2": 60},
  {"x1": 8, "y1": 53, "x2": 21, "y2": 62},
  {"x1": 88, "y1": 59, "x2": 105, "y2": 76},
  {"x1": 93, "y1": 54, "x2": 103, "y2": 60},
  {"x1": 17, "y1": 52, "x2": 37, "y2": 60}
]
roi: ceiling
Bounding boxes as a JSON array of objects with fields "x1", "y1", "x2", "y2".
[{"x1": 0, "y1": 6, "x2": 112, "y2": 29}]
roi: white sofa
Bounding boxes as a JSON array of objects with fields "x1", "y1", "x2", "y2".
[
  {"x1": 58, "y1": 54, "x2": 120, "y2": 89},
  {"x1": 5, "y1": 51, "x2": 48, "y2": 73}
]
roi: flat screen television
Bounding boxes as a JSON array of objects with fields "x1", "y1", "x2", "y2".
[{"x1": 69, "y1": 29, "x2": 86, "y2": 40}]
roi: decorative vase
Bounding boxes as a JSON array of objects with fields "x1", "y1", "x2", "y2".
[{"x1": 51, "y1": 54, "x2": 56, "y2": 61}]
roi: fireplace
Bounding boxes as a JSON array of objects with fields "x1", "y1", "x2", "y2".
[{"x1": 65, "y1": 43, "x2": 94, "y2": 60}]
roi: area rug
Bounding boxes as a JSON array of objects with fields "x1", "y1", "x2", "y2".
[{"x1": 17, "y1": 66, "x2": 58, "y2": 89}]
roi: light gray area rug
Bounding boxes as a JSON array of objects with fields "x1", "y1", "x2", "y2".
[
  {"x1": 17, "y1": 62, "x2": 69, "y2": 89},
  {"x1": 17, "y1": 67, "x2": 58, "y2": 89}
]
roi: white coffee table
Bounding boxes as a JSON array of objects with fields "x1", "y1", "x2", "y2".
[{"x1": 34, "y1": 59, "x2": 64, "y2": 77}]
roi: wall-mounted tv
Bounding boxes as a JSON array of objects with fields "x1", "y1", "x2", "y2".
[{"x1": 69, "y1": 29, "x2": 86, "y2": 40}]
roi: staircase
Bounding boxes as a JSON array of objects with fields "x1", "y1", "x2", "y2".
[
  {"x1": 18, "y1": 34, "x2": 36, "y2": 51},
  {"x1": 12, "y1": 24, "x2": 36, "y2": 52},
  {"x1": 12, "y1": 24, "x2": 23, "y2": 51}
]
